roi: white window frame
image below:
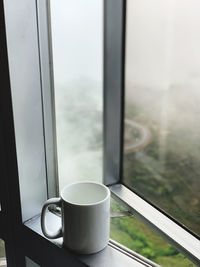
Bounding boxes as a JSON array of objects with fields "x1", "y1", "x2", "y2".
[{"x1": 0, "y1": 0, "x2": 200, "y2": 266}]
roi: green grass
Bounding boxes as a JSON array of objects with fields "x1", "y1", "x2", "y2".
[{"x1": 110, "y1": 200, "x2": 196, "y2": 266}]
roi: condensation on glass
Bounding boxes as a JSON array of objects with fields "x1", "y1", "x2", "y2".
[
  {"x1": 50, "y1": 0, "x2": 103, "y2": 189},
  {"x1": 123, "y1": 0, "x2": 200, "y2": 236},
  {"x1": 0, "y1": 239, "x2": 7, "y2": 267}
]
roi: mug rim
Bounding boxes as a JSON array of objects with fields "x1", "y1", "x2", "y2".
[{"x1": 60, "y1": 181, "x2": 110, "y2": 206}]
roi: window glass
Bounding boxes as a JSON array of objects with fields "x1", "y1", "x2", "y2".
[
  {"x1": 50, "y1": 0, "x2": 103, "y2": 190},
  {"x1": 110, "y1": 199, "x2": 195, "y2": 266},
  {"x1": 0, "y1": 239, "x2": 7, "y2": 267},
  {"x1": 123, "y1": 0, "x2": 200, "y2": 236}
]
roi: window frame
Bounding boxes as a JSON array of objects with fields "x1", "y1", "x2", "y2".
[
  {"x1": 0, "y1": 0, "x2": 200, "y2": 266},
  {"x1": 35, "y1": 0, "x2": 59, "y2": 199},
  {"x1": 103, "y1": 0, "x2": 125, "y2": 186},
  {"x1": 0, "y1": 2, "x2": 27, "y2": 265}
]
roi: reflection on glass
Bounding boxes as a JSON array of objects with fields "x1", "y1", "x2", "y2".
[
  {"x1": 50, "y1": 0, "x2": 103, "y2": 189},
  {"x1": 123, "y1": 0, "x2": 200, "y2": 236},
  {"x1": 110, "y1": 198, "x2": 195, "y2": 266},
  {"x1": 0, "y1": 239, "x2": 7, "y2": 267}
]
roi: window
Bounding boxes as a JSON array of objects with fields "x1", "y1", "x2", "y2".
[
  {"x1": 50, "y1": 0, "x2": 103, "y2": 190},
  {"x1": 123, "y1": 0, "x2": 200, "y2": 237},
  {"x1": 1, "y1": 0, "x2": 200, "y2": 266}
]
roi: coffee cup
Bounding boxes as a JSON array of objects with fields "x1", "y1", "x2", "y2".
[{"x1": 41, "y1": 181, "x2": 110, "y2": 254}]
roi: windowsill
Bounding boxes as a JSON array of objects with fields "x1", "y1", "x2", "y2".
[
  {"x1": 24, "y1": 210, "x2": 157, "y2": 267},
  {"x1": 22, "y1": 183, "x2": 200, "y2": 266}
]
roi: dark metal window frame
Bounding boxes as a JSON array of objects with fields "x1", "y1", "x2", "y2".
[
  {"x1": 103, "y1": 0, "x2": 125, "y2": 186},
  {"x1": 0, "y1": 0, "x2": 200, "y2": 266}
]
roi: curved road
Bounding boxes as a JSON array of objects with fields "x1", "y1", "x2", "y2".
[{"x1": 124, "y1": 119, "x2": 151, "y2": 154}]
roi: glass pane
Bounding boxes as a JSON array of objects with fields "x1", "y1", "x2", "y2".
[
  {"x1": 110, "y1": 199, "x2": 195, "y2": 266},
  {"x1": 0, "y1": 239, "x2": 7, "y2": 267},
  {"x1": 123, "y1": 0, "x2": 200, "y2": 236},
  {"x1": 50, "y1": 0, "x2": 103, "y2": 190}
]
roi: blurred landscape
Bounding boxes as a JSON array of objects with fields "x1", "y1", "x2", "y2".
[
  {"x1": 123, "y1": 0, "x2": 200, "y2": 239},
  {"x1": 55, "y1": 79, "x2": 103, "y2": 189},
  {"x1": 123, "y1": 83, "x2": 200, "y2": 236}
]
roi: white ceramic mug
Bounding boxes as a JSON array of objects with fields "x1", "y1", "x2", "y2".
[{"x1": 41, "y1": 181, "x2": 110, "y2": 254}]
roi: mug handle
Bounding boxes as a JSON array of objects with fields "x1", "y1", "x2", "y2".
[{"x1": 41, "y1": 197, "x2": 63, "y2": 239}]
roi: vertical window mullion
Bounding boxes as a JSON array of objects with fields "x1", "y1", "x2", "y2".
[
  {"x1": 104, "y1": 0, "x2": 126, "y2": 185},
  {"x1": 36, "y1": 0, "x2": 59, "y2": 198}
]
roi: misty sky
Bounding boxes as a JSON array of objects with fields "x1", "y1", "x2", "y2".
[
  {"x1": 50, "y1": 0, "x2": 200, "y2": 93},
  {"x1": 50, "y1": 0, "x2": 103, "y2": 84},
  {"x1": 126, "y1": 0, "x2": 200, "y2": 92}
]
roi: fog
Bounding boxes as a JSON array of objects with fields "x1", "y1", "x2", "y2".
[
  {"x1": 125, "y1": 0, "x2": 200, "y2": 158},
  {"x1": 126, "y1": 0, "x2": 200, "y2": 92},
  {"x1": 50, "y1": 0, "x2": 103, "y2": 189},
  {"x1": 50, "y1": 0, "x2": 200, "y2": 190},
  {"x1": 124, "y1": 1, "x2": 200, "y2": 234}
]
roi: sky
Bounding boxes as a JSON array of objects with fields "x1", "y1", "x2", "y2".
[
  {"x1": 50, "y1": 0, "x2": 103, "y2": 84},
  {"x1": 50, "y1": 0, "x2": 200, "y2": 91},
  {"x1": 126, "y1": 0, "x2": 200, "y2": 92}
]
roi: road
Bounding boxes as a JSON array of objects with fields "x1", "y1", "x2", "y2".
[{"x1": 124, "y1": 119, "x2": 151, "y2": 154}]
